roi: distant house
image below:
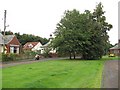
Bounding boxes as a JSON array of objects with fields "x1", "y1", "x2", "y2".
[
  {"x1": 41, "y1": 34, "x2": 57, "y2": 57},
  {"x1": 23, "y1": 42, "x2": 42, "y2": 52},
  {"x1": 23, "y1": 35, "x2": 57, "y2": 57},
  {"x1": 0, "y1": 33, "x2": 21, "y2": 54},
  {"x1": 109, "y1": 40, "x2": 120, "y2": 56},
  {"x1": 0, "y1": 33, "x2": 4, "y2": 53}
]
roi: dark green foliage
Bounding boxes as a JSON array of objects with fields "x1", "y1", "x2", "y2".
[
  {"x1": 14, "y1": 33, "x2": 49, "y2": 45},
  {"x1": 2, "y1": 53, "x2": 17, "y2": 61},
  {"x1": 2, "y1": 51, "x2": 37, "y2": 62},
  {"x1": 1, "y1": 30, "x2": 13, "y2": 35},
  {"x1": 1, "y1": 31, "x2": 49, "y2": 45},
  {"x1": 53, "y1": 3, "x2": 112, "y2": 60}
]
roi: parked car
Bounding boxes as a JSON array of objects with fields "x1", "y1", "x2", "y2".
[{"x1": 109, "y1": 53, "x2": 115, "y2": 57}]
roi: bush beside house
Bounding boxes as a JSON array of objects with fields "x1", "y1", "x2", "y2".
[{"x1": 2, "y1": 51, "x2": 37, "y2": 62}]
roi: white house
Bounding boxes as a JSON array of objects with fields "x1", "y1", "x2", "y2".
[
  {"x1": 23, "y1": 42, "x2": 43, "y2": 53},
  {"x1": 41, "y1": 34, "x2": 56, "y2": 54},
  {"x1": 23, "y1": 35, "x2": 56, "y2": 56}
]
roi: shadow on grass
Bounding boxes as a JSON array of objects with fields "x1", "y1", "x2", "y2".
[
  {"x1": 61, "y1": 55, "x2": 119, "y2": 61},
  {"x1": 61, "y1": 58, "x2": 101, "y2": 61}
]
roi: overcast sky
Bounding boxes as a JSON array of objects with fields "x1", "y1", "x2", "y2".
[{"x1": 0, "y1": 0, "x2": 119, "y2": 45}]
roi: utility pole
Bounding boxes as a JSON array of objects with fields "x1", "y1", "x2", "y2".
[{"x1": 3, "y1": 10, "x2": 7, "y2": 54}]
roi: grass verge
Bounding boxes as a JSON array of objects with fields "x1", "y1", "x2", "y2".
[
  {"x1": 2, "y1": 59, "x2": 104, "y2": 88},
  {"x1": 102, "y1": 55, "x2": 119, "y2": 60}
]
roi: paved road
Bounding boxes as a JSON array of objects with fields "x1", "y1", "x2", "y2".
[
  {"x1": 0, "y1": 57, "x2": 68, "y2": 68},
  {"x1": 101, "y1": 60, "x2": 119, "y2": 88}
]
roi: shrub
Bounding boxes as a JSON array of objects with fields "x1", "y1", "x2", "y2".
[
  {"x1": 2, "y1": 51, "x2": 40, "y2": 62},
  {"x1": 2, "y1": 53, "x2": 17, "y2": 61},
  {"x1": 2, "y1": 53, "x2": 7, "y2": 61},
  {"x1": 23, "y1": 50, "x2": 37, "y2": 59},
  {"x1": 42, "y1": 52, "x2": 50, "y2": 58}
]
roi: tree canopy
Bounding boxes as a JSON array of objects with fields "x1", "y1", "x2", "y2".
[{"x1": 53, "y1": 2, "x2": 113, "y2": 60}]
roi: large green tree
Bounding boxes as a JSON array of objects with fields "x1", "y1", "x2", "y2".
[
  {"x1": 53, "y1": 2, "x2": 112, "y2": 60},
  {"x1": 53, "y1": 9, "x2": 85, "y2": 59},
  {"x1": 83, "y1": 2, "x2": 113, "y2": 59}
]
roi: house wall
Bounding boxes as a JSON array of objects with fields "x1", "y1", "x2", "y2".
[
  {"x1": 110, "y1": 49, "x2": 120, "y2": 56},
  {"x1": 0, "y1": 45, "x2": 3, "y2": 53},
  {"x1": 31, "y1": 42, "x2": 42, "y2": 52},
  {"x1": 6, "y1": 36, "x2": 21, "y2": 54},
  {"x1": 41, "y1": 37, "x2": 56, "y2": 54}
]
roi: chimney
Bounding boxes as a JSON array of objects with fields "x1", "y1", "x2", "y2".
[{"x1": 49, "y1": 34, "x2": 53, "y2": 42}]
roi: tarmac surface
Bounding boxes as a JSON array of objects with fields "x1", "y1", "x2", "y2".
[
  {"x1": 0, "y1": 57, "x2": 68, "y2": 68},
  {"x1": 101, "y1": 60, "x2": 119, "y2": 88}
]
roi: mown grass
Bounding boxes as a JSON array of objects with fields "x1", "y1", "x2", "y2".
[
  {"x1": 102, "y1": 55, "x2": 119, "y2": 60},
  {"x1": 0, "y1": 54, "x2": 2, "y2": 89},
  {"x1": 2, "y1": 59, "x2": 104, "y2": 88},
  {"x1": 0, "y1": 69, "x2": 2, "y2": 89}
]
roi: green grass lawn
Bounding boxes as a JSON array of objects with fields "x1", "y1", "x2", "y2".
[
  {"x1": 102, "y1": 55, "x2": 119, "y2": 60},
  {"x1": 0, "y1": 54, "x2": 2, "y2": 89},
  {"x1": 2, "y1": 59, "x2": 105, "y2": 88},
  {"x1": 0, "y1": 69, "x2": 2, "y2": 89}
]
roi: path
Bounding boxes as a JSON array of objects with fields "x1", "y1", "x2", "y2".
[
  {"x1": 0, "y1": 57, "x2": 68, "y2": 68},
  {"x1": 101, "y1": 60, "x2": 119, "y2": 88}
]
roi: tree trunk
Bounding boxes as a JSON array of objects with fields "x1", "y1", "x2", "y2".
[
  {"x1": 73, "y1": 52, "x2": 76, "y2": 59},
  {"x1": 69, "y1": 52, "x2": 72, "y2": 59}
]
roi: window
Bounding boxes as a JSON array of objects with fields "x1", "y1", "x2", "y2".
[
  {"x1": 10, "y1": 47, "x2": 18, "y2": 53},
  {"x1": 10, "y1": 47, "x2": 14, "y2": 53},
  {"x1": 28, "y1": 44, "x2": 33, "y2": 48},
  {"x1": 14, "y1": 47, "x2": 17, "y2": 53}
]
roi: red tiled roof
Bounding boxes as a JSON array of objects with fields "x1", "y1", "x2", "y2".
[{"x1": 23, "y1": 42, "x2": 39, "y2": 50}]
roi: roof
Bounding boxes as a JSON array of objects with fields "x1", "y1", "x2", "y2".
[
  {"x1": 4, "y1": 35, "x2": 15, "y2": 44},
  {"x1": 42, "y1": 38, "x2": 52, "y2": 48},
  {"x1": 23, "y1": 42, "x2": 39, "y2": 50},
  {"x1": 110, "y1": 44, "x2": 120, "y2": 50},
  {"x1": 0, "y1": 33, "x2": 4, "y2": 44}
]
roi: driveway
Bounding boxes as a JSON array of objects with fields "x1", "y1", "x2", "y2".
[{"x1": 101, "y1": 60, "x2": 119, "y2": 88}]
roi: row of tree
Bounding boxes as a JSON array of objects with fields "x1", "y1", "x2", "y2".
[
  {"x1": 52, "y1": 2, "x2": 113, "y2": 60},
  {"x1": 1, "y1": 31, "x2": 49, "y2": 45}
]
